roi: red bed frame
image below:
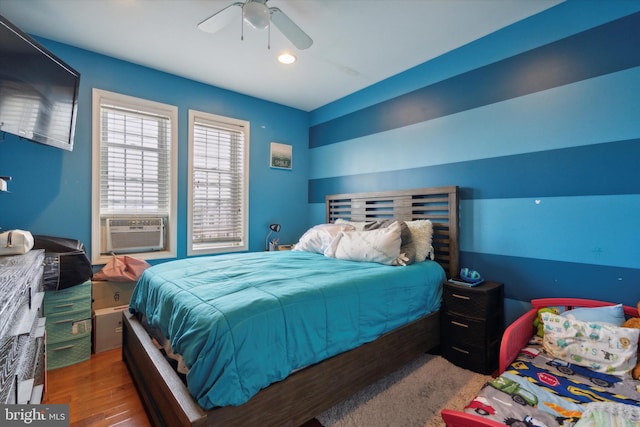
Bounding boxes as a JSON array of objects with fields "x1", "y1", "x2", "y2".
[{"x1": 441, "y1": 298, "x2": 640, "y2": 427}]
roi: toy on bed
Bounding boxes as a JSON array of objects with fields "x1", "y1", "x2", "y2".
[
  {"x1": 441, "y1": 298, "x2": 640, "y2": 427},
  {"x1": 533, "y1": 307, "x2": 559, "y2": 338}
]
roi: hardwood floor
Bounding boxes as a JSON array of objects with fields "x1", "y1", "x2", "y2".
[
  {"x1": 42, "y1": 348, "x2": 324, "y2": 427},
  {"x1": 42, "y1": 349, "x2": 150, "y2": 427}
]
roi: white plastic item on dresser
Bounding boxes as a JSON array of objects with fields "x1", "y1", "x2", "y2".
[{"x1": 0, "y1": 249, "x2": 47, "y2": 404}]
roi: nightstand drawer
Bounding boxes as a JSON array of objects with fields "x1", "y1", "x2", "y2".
[
  {"x1": 443, "y1": 281, "x2": 503, "y2": 317},
  {"x1": 442, "y1": 312, "x2": 502, "y2": 346},
  {"x1": 442, "y1": 339, "x2": 500, "y2": 375}
]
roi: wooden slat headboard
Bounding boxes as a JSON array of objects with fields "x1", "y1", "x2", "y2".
[{"x1": 325, "y1": 186, "x2": 459, "y2": 278}]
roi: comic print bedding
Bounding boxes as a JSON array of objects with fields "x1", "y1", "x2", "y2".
[{"x1": 463, "y1": 337, "x2": 640, "y2": 426}]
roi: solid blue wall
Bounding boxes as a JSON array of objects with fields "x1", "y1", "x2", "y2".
[
  {"x1": 307, "y1": 1, "x2": 640, "y2": 318},
  {"x1": 0, "y1": 40, "x2": 310, "y2": 260}
]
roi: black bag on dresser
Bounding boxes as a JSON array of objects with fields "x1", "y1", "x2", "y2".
[{"x1": 33, "y1": 235, "x2": 92, "y2": 291}]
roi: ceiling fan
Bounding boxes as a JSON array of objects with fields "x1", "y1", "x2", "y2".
[{"x1": 198, "y1": 0, "x2": 313, "y2": 50}]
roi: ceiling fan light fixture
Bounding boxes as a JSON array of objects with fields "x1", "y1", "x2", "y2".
[
  {"x1": 243, "y1": 1, "x2": 270, "y2": 29},
  {"x1": 278, "y1": 52, "x2": 296, "y2": 64}
]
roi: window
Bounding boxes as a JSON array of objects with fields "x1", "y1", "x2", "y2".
[
  {"x1": 0, "y1": 94, "x2": 39, "y2": 138},
  {"x1": 188, "y1": 110, "x2": 249, "y2": 255},
  {"x1": 91, "y1": 89, "x2": 177, "y2": 263}
]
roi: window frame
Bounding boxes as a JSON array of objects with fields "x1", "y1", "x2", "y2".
[
  {"x1": 187, "y1": 109, "x2": 250, "y2": 256},
  {"x1": 91, "y1": 88, "x2": 178, "y2": 264}
]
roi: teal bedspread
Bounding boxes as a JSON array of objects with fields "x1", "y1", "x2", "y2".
[{"x1": 129, "y1": 250, "x2": 445, "y2": 409}]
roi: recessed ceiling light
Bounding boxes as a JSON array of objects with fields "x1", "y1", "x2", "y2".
[{"x1": 278, "y1": 53, "x2": 296, "y2": 65}]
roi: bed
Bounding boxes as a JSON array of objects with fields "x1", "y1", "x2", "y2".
[
  {"x1": 441, "y1": 298, "x2": 640, "y2": 427},
  {"x1": 122, "y1": 185, "x2": 459, "y2": 427}
]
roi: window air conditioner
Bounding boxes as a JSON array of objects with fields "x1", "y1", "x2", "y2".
[{"x1": 105, "y1": 218, "x2": 165, "y2": 253}]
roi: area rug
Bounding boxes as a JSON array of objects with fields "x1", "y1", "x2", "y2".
[{"x1": 317, "y1": 353, "x2": 491, "y2": 427}]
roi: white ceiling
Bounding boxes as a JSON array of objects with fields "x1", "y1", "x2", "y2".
[{"x1": 0, "y1": 0, "x2": 562, "y2": 112}]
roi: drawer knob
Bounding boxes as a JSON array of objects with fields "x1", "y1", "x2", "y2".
[{"x1": 452, "y1": 293, "x2": 470, "y2": 300}]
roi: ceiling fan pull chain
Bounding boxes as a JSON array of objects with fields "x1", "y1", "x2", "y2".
[
  {"x1": 267, "y1": 20, "x2": 271, "y2": 49},
  {"x1": 240, "y1": 12, "x2": 244, "y2": 42}
]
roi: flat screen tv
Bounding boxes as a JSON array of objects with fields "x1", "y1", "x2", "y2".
[{"x1": 0, "y1": 14, "x2": 80, "y2": 151}]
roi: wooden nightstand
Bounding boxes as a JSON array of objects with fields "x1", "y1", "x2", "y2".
[{"x1": 441, "y1": 280, "x2": 504, "y2": 374}]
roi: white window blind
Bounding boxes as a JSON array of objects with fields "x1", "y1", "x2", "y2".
[
  {"x1": 92, "y1": 89, "x2": 177, "y2": 263},
  {"x1": 189, "y1": 111, "x2": 248, "y2": 253},
  {"x1": 99, "y1": 105, "x2": 171, "y2": 215}
]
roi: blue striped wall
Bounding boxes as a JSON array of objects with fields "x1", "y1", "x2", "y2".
[{"x1": 307, "y1": 1, "x2": 640, "y2": 315}]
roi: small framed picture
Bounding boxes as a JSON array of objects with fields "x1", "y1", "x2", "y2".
[{"x1": 270, "y1": 142, "x2": 292, "y2": 170}]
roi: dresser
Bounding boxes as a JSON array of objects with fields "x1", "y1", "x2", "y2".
[
  {"x1": 441, "y1": 280, "x2": 504, "y2": 374},
  {"x1": 0, "y1": 250, "x2": 47, "y2": 404},
  {"x1": 44, "y1": 280, "x2": 92, "y2": 370}
]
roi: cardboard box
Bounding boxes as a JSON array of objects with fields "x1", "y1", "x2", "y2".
[
  {"x1": 93, "y1": 305, "x2": 129, "y2": 353},
  {"x1": 92, "y1": 280, "x2": 135, "y2": 310}
]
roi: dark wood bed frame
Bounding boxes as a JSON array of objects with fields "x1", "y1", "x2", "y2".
[{"x1": 122, "y1": 186, "x2": 459, "y2": 426}]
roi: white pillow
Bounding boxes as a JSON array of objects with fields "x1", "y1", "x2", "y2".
[
  {"x1": 405, "y1": 220, "x2": 433, "y2": 262},
  {"x1": 541, "y1": 312, "x2": 639, "y2": 377},
  {"x1": 334, "y1": 221, "x2": 401, "y2": 265},
  {"x1": 562, "y1": 304, "x2": 626, "y2": 326},
  {"x1": 334, "y1": 218, "x2": 370, "y2": 231},
  {"x1": 293, "y1": 223, "x2": 354, "y2": 255}
]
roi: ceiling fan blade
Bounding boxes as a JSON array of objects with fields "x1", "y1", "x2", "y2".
[
  {"x1": 198, "y1": 2, "x2": 243, "y2": 34},
  {"x1": 269, "y1": 7, "x2": 313, "y2": 50}
]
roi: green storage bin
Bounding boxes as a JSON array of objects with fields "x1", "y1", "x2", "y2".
[
  {"x1": 45, "y1": 312, "x2": 91, "y2": 343},
  {"x1": 44, "y1": 280, "x2": 91, "y2": 316},
  {"x1": 46, "y1": 332, "x2": 91, "y2": 370},
  {"x1": 44, "y1": 280, "x2": 93, "y2": 371}
]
